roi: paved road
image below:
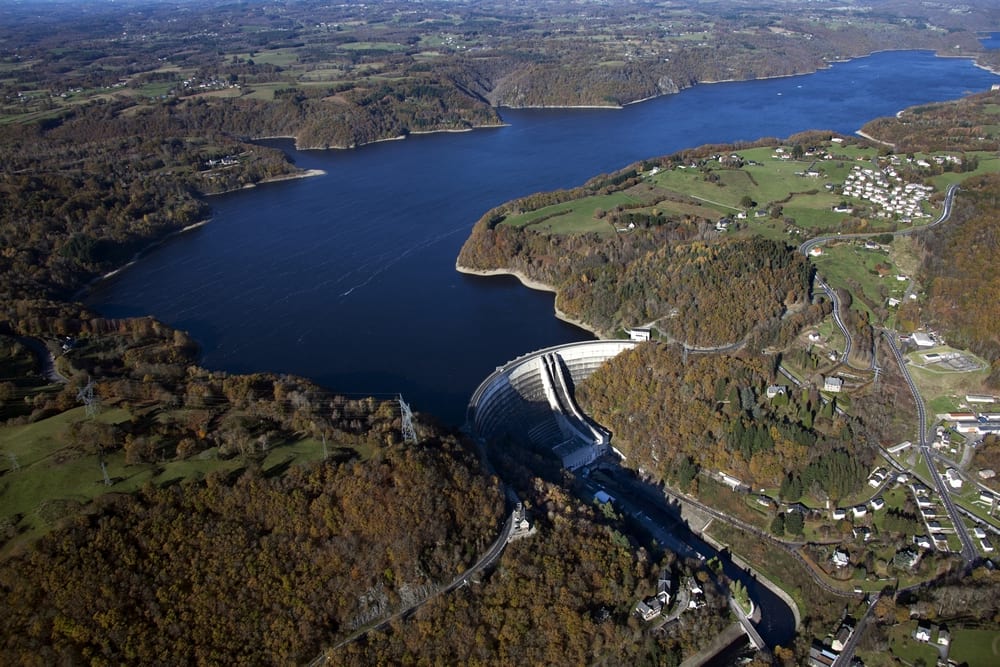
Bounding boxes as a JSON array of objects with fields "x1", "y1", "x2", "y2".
[
  {"x1": 797, "y1": 184, "x2": 959, "y2": 256},
  {"x1": 831, "y1": 596, "x2": 879, "y2": 667},
  {"x1": 797, "y1": 184, "x2": 960, "y2": 373},
  {"x1": 883, "y1": 331, "x2": 977, "y2": 562},
  {"x1": 815, "y1": 275, "x2": 853, "y2": 365}
]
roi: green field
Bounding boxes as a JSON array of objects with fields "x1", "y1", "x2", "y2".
[
  {"x1": 887, "y1": 621, "x2": 944, "y2": 666},
  {"x1": 0, "y1": 406, "x2": 359, "y2": 553},
  {"x1": 950, "y1": 628, "x2": 1000, "y2": 666},
  {"x1": 496, "y1": 140, "x2": 964, "y2": 244}
]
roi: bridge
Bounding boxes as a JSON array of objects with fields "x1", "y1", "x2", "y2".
[
  {"x1": 467, "y1": 340, "x2": 636, "y2": 468},
  {"x1": 728, "y1": 597, "x2": 770, "y2": 655}
]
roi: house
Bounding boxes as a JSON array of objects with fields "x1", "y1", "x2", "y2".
[
  {"x1": 831, "y1": 549, "x2": 850, "y2": 567},
  {"x1": 823, "y1": 377, "x2": 843, "y2": 393},
  {"x1": 983, "y1": 539, "x2": 995, "y2": 553},
  {"x1": 887, "y1": 297, "x2": 901, "y2": 307},
  {"x1": 914, "y1": 621, "x2": 932, "y2": 642},
  {"x1": 910, "y1": 332, "x2": 935, "y2": 347},
  {"x1": 832, "y1": 507, "x2": 847, "y2": 520},
  {"x1": 937, "y1": 627, "x2": 950, "y2": 646},
  {"x1": 944, "y1": 468, "x2": 963, "y2": 489},
  {"x1": 973, "y1": 526, "x2": 987, "y2": 540},
  {"x1": 914, "y1": 535, "x2": 933, "y2": 550},
  {"x1": 852, "y1": 505, "x2": 867, "y2": 518},
  {"x1": 894, "y1": 548, "x2": 920, "y2": 570},
  {"x1": 635, "y1": 598, "x2": 662, "y2": 621},
  {"x1": 766, "y1": 385, "x2": 786, "y2": 399},
  {"x1": 832, "y1": 624, "x2": 854, "y2": 652},
  {"x1": 657, "y1": 569, "x2": 673, "y2": 605},
  {"x1": 853, "y1": 526, "x2": 872, "y2": 542},
  {"x1": 808, "y1": 331, "x2": 822, "y2": 342},
  {"x1": 809, "y1": 246, "x2": 823, "y2": 257},
  {"x1": 871, "y1": 497, "x2": 885, "y2": 511}
]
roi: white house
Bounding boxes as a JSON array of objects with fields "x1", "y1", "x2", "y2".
[
  {"x1": 831, "y1": 549, "x2": 850, "y2": 567},
  {"x1": 823, "y1": 376, "x2": 843, "y2": 393},
  {"x1": 832, "y1": 508, "x2": 847, "y2": 520}
]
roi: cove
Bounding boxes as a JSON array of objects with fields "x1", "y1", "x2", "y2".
[{"x1": 87, "y1": 50, "x2": 1000, "y2": 425}]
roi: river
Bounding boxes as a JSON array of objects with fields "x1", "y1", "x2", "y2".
[{"x1": 86, "y1": 50, "x2": 1000, "y2": 425}]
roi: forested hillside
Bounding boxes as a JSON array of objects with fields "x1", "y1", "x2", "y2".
[
  {"x1": 576, "y1": 343, "x2": 877, "y2": 499},
  {"x1": 860, "y1": 89, "x2": 1000, "y2": 153},
  {"x1": 0, "y1": 430, "x2": 503, "y2": 665},
  {"x1": 458, "y1": 174, "x2": 812, "y2": 344},
  {"x1": 919, "y1": 174, "x2": 1000, "y2": 386}
]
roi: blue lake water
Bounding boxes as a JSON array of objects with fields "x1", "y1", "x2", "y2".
[
  {"x1": 981, "y1": 32, "x2": 1000, "y2": 50},
  {"x1": 87, "y1": 51, "x2": 1000, "y2": 425}
]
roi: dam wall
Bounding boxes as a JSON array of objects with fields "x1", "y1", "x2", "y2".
[{"x1": 467, "y1": 340, "x2": 636, "y2": 468}]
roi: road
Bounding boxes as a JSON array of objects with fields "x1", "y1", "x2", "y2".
[
  {"x1": 797, "y1": 184, "x2": 960, "y2": 372},
  {"x1": 815, "y1": 275, "x2": 853, "y2": 365},
  {"x1": 592, "y1": 469, "x2": 857, "y2": 600},
  {"x1": 882, "y1": 331, "x2": 977, "y2": 563},
  {"x1": 309, "y1": 506, "x2": 516, "y2": 664},
  {"x1": 830, "y1": 596, "x2": 879, "y2": 667},
  {"x1": 797, "y1": 183, "x2": 959, "y2": 256},
  {"x1": 15, "y1": 335, "x2": 68, "y2": 384}
]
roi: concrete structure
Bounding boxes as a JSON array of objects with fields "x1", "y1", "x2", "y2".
[
  {"x1": 467, "y1": 340, "x2": 636, "y2": 469},
  {"x1": 910, "y1": 332, "x2": 934, "y2": 347}
]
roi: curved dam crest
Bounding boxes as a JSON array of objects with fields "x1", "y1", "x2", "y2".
[{"x1": 467, "y1": 340, "x2": 637, "y2": 468}]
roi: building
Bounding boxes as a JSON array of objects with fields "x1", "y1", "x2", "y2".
[
  {"x1": 888, "y1": 440, "x2": 912, "y2": 454},
  {"x1": 832, "y1": 507, "x2": 847, "y2": 520},
  {"x1": 766, "y1": 385, "x2": 786, "y2": 399},
  {"x1": 966, "y1": 394, "x2": 996, "y2": 404},
  {"x1": 635, "y1": 598, "x2": 662, "y2": 621},
  {"x1": 910, "y1": 332, "x2": 935, "y2": 347},
  {"x1": 628, "y1": 328, "x2": 651, "y2": 342},
  {"x1": 831, "y1": 549, "x2": 850, "y2": 568},
  {"x1": 944, "y1": 468, "x2": 963, "y2": 489},
  {"x1": 914, "y1": 621, "x2": 932, "y2": 642},
  {"x1": 823, "y1": 376, "x2": 844, "y2": 393},
  {"x1": 895, "y1": 548, "x2": 920, "y2": 570}
]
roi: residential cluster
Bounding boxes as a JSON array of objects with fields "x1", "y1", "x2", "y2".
[{"x1": 840, "y1": 165, "x2": 934, "y2": 221}]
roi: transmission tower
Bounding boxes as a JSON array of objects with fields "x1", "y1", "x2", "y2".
[
  {"x1": 99, "y1": 457, "x2": 111, "y2": 487},
  {"x1": 398, "y1": 395, "x2": 418, "y2": 444},
  {"x1": 76, "y1": 377, "x2": 100, "y2": 418}
]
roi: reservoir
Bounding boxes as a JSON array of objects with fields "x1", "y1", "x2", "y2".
[{"x1": 87, "y1": 50, "x2": 1000, "y2": 425}]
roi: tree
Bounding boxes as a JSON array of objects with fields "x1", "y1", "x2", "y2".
[
  {"x1": 770, "y1": 513, "x2": 785, "y2": 536},
  {"x1": 785, "y1": 511, "x2": 804, "y2": 535}
]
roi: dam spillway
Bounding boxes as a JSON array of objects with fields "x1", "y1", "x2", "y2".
[{"x1": 467, "y1": 340, "x2": 637, "y2": 469}]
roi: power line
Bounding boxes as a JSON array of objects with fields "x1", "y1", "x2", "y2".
[{"x1": 399, "y1": 395, "x2": 418, "y2": 444}]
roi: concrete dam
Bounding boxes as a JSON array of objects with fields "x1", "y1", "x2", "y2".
[{"x1": 467, "y1": 340, "x2": 637, "y2": 469}]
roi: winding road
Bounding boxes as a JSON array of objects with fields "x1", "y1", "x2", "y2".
[{"x1": 798, "y1": 184, "x2": 960, "y2": 374}]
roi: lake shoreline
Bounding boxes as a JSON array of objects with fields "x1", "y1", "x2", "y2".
[{"x1": 455, "y1": 264, "x2": 606, "y2": 339}]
